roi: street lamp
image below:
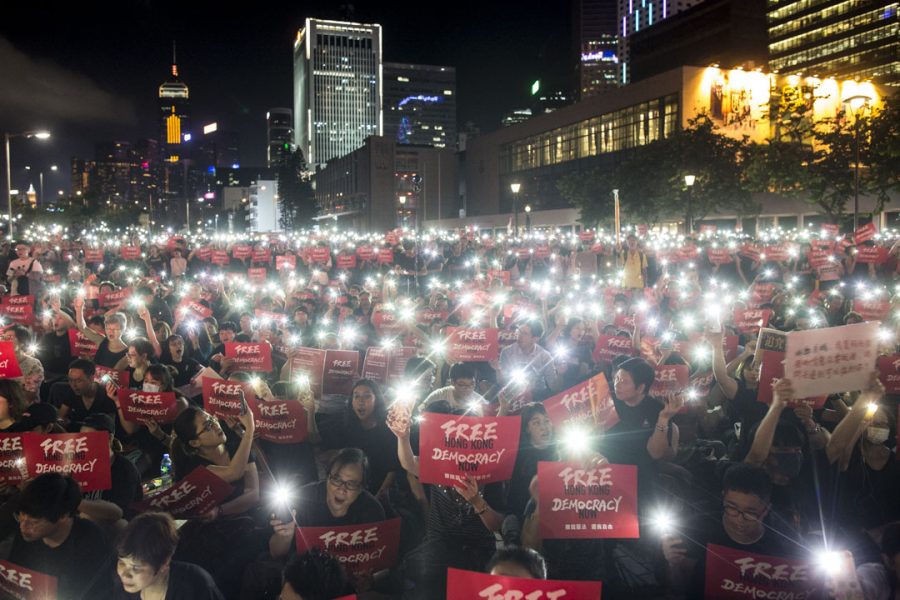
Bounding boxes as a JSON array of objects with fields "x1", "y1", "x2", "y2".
[
  {"x1": 4, "y1": 130, "x2": 50, "y2": 237},
  {"x1": 842, "y1": 94, "x2": 872, "y2": 231},
  {"x1": 684, "y1": 174, "x2": 696, "y2": 235},
  {"x1": 510, "y1": 182, "x2": 521, "y2": 235}
]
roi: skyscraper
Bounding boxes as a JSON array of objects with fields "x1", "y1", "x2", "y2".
[
  {"x1": 576, "y1": 0, "x2": 619, "y2": 98},
  {"x1": 617, "y1": 0, "x2": 707, "y2": 84},
  {"x1": 768, "y1": 1, "x2": 898, "y2": 86},
  {"x1": 293, "y1": 18, "x2": 383, "y2": 167},
  {"x1": 158, "y1": 43, "x2": 190, "y2": 205},
  {"x1": 267, "y1": 108, "x2": 293, "y2": 167},
  {"x1": 383, "y1": 63, "x2": 456, "y2": 148}
]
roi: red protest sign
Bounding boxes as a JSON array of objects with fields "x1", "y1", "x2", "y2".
[
  {"x1": 356, "y1": 245, "x2": 375, "y2": 261},
  {"x1": 22, "y1": 432, "x2": 112, "y2": 492},
  {"x1": 700, "y1": 224, "x2": 717, "y2": 235},
  {"x1": 649, "y1": 364, "x2": 690, "y2": 398},
  {"x1": 806, "y1": 249, "x2": 832, "y2": 268},
  {"x1": 120, "y1": 246, "x2": 141, "y2": 260},
  {"x1": 446, "y1": 327, "x2": 499, "y2": 362},
  {"x1": 275, "y1": 254, "x2": 296, "y2": 271},
  {"x1": 446, "y1": 568, "x2": 601, "y2": 599},
  {"x1": 196, "y1": 247, "x2": 212, "y2": 261},
  {"x1": 592, "y1": 335, "x2": 635, "y2": 363},
  {"x1": 537, "y1": 461, "x2": 639, "y2": 539},
  {"x1": 877, "y1": 354, "x2": 900, "y2": 394},
  {"x1": 117, "y1": 389, "x2": 179, "y2": 423},
  {"x1": 310, "y1": 247, "x2": 330, "y2": 263},
  {"x1": 387, "y1": 346, "x2": 416, "y2": 380},
  {"x1": 202, "y1": 377, "x2": 254, "y2": 418},
  {"x1": 703, "y1": 544, "x2": 819, "y2": 600},
  {"x1": 83, "y1": 249, "x2": 104, "y2": 263},
  {"x1": 225, "y1": 342, "x2": 273, "y2": 372},
  {"x1": 854, "y1": 222, "x2": 877, "y2": 245},
  {"x1": 762, "y1": 244, "x2": 789, "y2": 262},
  {"x1": 690, "y1": 370, "x2": 716, "y2": 398},
  {"x1": 0, "y1": 434, "x2": 26, "y2": 485},
  {"x1": 0, "y1": 560, "x2": 58, "y2": 600},
  {"x1": 855, "y1": 245, "x2": 888, "y2": 264},
  {"x1": 231, "y1": 245, "x2": 252, "y2": 259},
  {"x1": 361, "y1": 347, "x2": 396, "y2": 385},
  {"x1": 135, "y1": 467, "x2": 234, "y2": 519},
  {"x1": 377, "y1": 248, "x2": 394, "y2": 265},
  {"x1": 486, "y1": 270, "x2": 511, "y2": 286},
  {"x1": 0, "y1": 343, "x2": 22, "y2": 378},
  {"x1": 251, "y1": 399, "x2": 307, "y2": 444},
  {"x1": 852, "y1": 299, "x2": 890, "y2": 322},
  {"x1": 247, "y1": 267, "x2": 267, "y2": 284},
  {"x1": 295, "y1": 518, "x2": 401, "y2": 576},
  {"x1": 211, "y1": 250, "x2": 230, "y2": 266},
  {"x1": 821, "y1": 223, "x2": 840, "y2": 237},
  {"x1": 579, "y1": 230, "x2": 595, "y2": 243},
  {"x1": 177, "y1": 299, "x2": 212, "y2": 320},
  {"x1": 322, "y1": 350, "x2": 360, "y2": 396},
  {"x1": 543, "y1": 373, "x2": 619, "y2": 433},
  {"x1": 335, "y1": 254, "x2": 357, "y2": 270},
  {"x1": 707, "y1": 248, "x2": 734, "y2": 265},
  {"x1": 93, "y1": 366, "x2": 130, "y2": 389},
  {"x1": 251, "y1": 248, "x2": 272, "y2": 263},
  {"x1": 733, "y1": 308, "x2": 772, "y2": 335},
  {"x1": 0, "y1": 302, "x2": 34, "y2": 327},
  {"x1": 418, "y1": 414, "x2": 520, "y2": 485},
  {"x1": 98, "y1": 287, "x2": 132, "y2": 310},
  {"x1": 289, "y1": 347, "x2": 326, "y2": 395}
]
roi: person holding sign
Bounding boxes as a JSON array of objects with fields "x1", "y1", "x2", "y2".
[
  {"x1": 278, "y1": 549, "x2": 350, "y2": 600},
  {"x1": 52, "y1": 358, "x2": 117, "y2": 429},
  {"x1": 72, "y1": 302, "x2": 128, "y2": 369},
  {"x1": 113, "y1": 512, "x2": 223, "y2": 599},
  {"x1": 499, "y1": 321, "x2": 560, "y2": 402},
  {"x1": 487, "y1": 546, "x2": 548, "y2": 579},
  {"x1": 8, "y1": 473, "x2": 116, "y2": 598}
]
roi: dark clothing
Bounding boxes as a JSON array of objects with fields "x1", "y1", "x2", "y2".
[
  {"x1": 112, "y1": 561, "x2": 224, "y2": 600},
  {"x1": 84, "y1": 453, "x2": 143, "y2": 516},
  {"x1": 507, "y1": 444, "x2": 558, "y2": 519},
  {"x1": 293, "y1": 480, "x2": 385, "y2": 528},
  {"x1": 163, "y1": 356, "x2": 202, "y2": 387},
  {"x1": 317, "y1": 414, "x2": 403, "y2": 496},
  {"x1": 9, "y1": 517, "x2": 115, "y2": 599},
  {"x1": 828, "y1": 446, "x2": 900, "y2": 531},
  {"x1": 48, "y1": 381, "x2": 117, "y2": 423},
  {"x1": 94, "y1": 338, "x2": 128, "y2": 369},
  {"x1": 175, "y1": 425, "x2": 254, "y2": 505},
  {"x1": 38, "y1": 331, "x2": 72, "y2": 376}
]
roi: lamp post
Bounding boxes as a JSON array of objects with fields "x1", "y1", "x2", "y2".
[
  {"x1": 4, "y1": 130, "x2": 50, "y2": 237},
  {"x1": 510, "y1": 182, "x2": 521, "y2": 235},
  {"x1": 684, "y1": 174, "x2": 696, "y2": 235},
  {"x1": 842, "y1": 94, "x2": 872, "y2": 232},
  {"x1": 524, "y1": 204, "x2": 532, "y2": 234}
]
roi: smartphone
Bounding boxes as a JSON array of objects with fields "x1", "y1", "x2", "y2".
[
  {"x1": 271, "y1": 505, "x2": 293, "y2": 524},
  {"x1": 239, "y1": 390, "x2": 249, "y2": 416}
]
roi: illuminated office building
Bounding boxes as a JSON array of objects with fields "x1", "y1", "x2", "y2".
[
  {"x1": 768, "y1": 0, "x2": 899, "y2": 85},
  {"x1": 293, "y1": 18, "x2": 383, "y2": 167},
  {"x1": 158, "y1": 44, "x2": 191, "y2": 204},
  {"x1": 383, "y1": 63, "x2": 456, "y2": 149},
  {"x1": 267, "y1": 108, "x2": 293, "y2": 167},
  {"x1": 576, "y1": 0, "x2": 619, "y2": 98}
]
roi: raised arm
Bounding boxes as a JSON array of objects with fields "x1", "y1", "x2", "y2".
[
  {"x1": 745, "y1": 378, "x2": 789, "y2": 466},
  {"x1": 206, "y1": 405, "x2": 256, "y2": 483},
  {"x1": 708, "y1": 330, "x2": 738, "y2": 400},
  {"x1": 826, "y1": 373, "x2": 882, "y2": 469}
]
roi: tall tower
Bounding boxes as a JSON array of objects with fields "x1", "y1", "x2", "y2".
[
  {"x1": 293, "y1": 18, "x2": 383, "y2": 167},
  {"x1": 576, "y1": 0, "x2": 619, "y2": 99},
  {"x1": 267, "y1": 108, "x2": 293, "y2": 167},
  {"x1": 382, "y1": 63, "x2": 456, "y2": 148},
  {"x1": 158, "y1": 42, "x2": 191, "y2": 206}
]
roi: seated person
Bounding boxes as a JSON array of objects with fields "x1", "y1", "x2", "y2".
[
  {"x1": 50, "y1": 358, "x2": 116, "y2": 429},
  {"x1": 487, "y1": 546, "x2": 548, "y2": 579},
  {"x1": 278, "y1": 549, "x2": 350, "y2": 600},
  {"x1": 113, "y1": 512, "x2": 223, "y2": 599},
  {"x1": 8, "y1": 473, "x2": 115, "y2": 599}
]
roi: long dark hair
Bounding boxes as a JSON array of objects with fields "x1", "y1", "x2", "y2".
[
  {"x1": 519, "y1": 402, "x2": 550, "y2": 449},
  {"x1": 171, "y1": 406, "x2": 206, "y2": 480},
  {"x1": 344, "y1": 379, "x2": 387, "y2": 429},
  {"x1": 0, "y1": 379, "x2": 28, "y2": 422}
]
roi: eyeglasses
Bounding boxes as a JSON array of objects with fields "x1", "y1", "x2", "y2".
[
  {"x1": 196, "y1": 416, "x2": 217, "y2": 436},
  {"x1": 723, "y1": 502, "x2": 766, "y2": 522},
  {"x1": 328, "y1": 474, "x2": 362, "y2": 492}
]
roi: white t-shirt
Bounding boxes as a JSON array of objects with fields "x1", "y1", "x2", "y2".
[{"x1": 6, "y1": 258, "x2": 43, "y2": 296}]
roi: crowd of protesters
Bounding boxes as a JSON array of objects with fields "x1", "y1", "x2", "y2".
[{"x1": 0, "y1": 221, "x2": 896, "y2": 600}]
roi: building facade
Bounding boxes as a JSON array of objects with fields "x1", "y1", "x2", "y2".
[
  {"x1": 267, "y1": 108, "x2": 293, "y2": 167},
  {"x1": 618, "y1": 0, "x2": 707, "y2": 84},
  {"x1": 576, "y1": 0, "x2": 620, "y2": 98},
  {"x1": 293, "y1": 18, "x2": 383, "y2": 167},
  {"x1": 383, "y1": 63, "x2": 457, "y2": 149},
  {"x1": 767, "y1": 0, "x2": 898, "y2": 86},
  {"x1": 158, "y1": 48, "x2": 191, "y2": 206},
  {"x1": 248, "y1": 179, "x2": 280, "y2": 232}
]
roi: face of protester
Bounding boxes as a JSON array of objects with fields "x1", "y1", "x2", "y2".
[
  {"x1": 16, "y1": 512, "x2": 64, "y2": 543},
  {"x1": 126, "y1": 346, "x2": 148, "y2": 369},
  {"x1": 14, "y1": 245, "x2": 29, "y2": 259},
  {"x1": 117, "y1": 555, "x2": 169, "y2": 594},
  {"x1": 326, "y1": 463, "x2": 364, "y2": 518},
  {"x1": 203, "y1": 321, "x2": 217, "y2": 338},
  {"x1": 190, "y1": 411, "x2": 226, "y2": 449},
  {"x1": 613, "y1": 369, "x2": 644, "y2": 405},
  {"x1": 742, "y1": 360, "x2": 760, "y2": 387},
  {"x1": 527, "y1": 413, "x2": 553, "y2": 449},
  {"x1": 22, "y1": 371, "x2": 43, "y2": 395},
  {"x1": 626, "y1": 236, "x2": 638, "y2": 250},
  {"x1": 68, "y1": 368, "x2": 93, "y2": 396},
  {"x1": 517, "y1": 325, "x2": 536, "y2": 351},
  {"x1": 105, "y1": 320, "x2": 123, "y2": 342},
  {"x1": 293, "y1": 311, "x2": 308, "y2": 326},
  {"x1": 451, "y1": 378, "x2": 476, "y2": 403},
  {"x1": 490, "y1": 561, "x2": 536, "y2": 579},
  {"x1": 569, "y1": 322, "x2": 586, "y2": 342},
  {"x1": 169, "y1": 338, "x2": 184, "y2": 360},
  {"x1": 219, "y1": 328, "x2": 236, "y2": 344},
  {"x1": 240, "y1": 315, "x2": 252, "y2": 333},
  {"x1": 764, "y1": 445, "x2": 804, "y2": 486},
  {"x1": 722, "y1": 490, "x2": 768, "y2": 544},
  {"x1": 351, "y1": 385, "x2": 377, "y2": 424}
]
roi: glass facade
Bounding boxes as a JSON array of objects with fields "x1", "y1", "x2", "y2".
[
  {"x1": 767, "y1": 0, "x2": 898, "y2": 85},
  {"x1": 382, "y1": 63, "x2": 456, "y2": 149},
  {"x1": 500, "y1": 94, "x2": 679, "y2": 174}
]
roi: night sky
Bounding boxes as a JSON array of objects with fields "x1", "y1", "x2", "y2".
[{"x1": 0, "y1": 0, "x2": 573, "y2": 194}]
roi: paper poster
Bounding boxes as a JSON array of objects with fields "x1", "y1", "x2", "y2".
[
  {"x1": 784, "y1": 322, "x2": 878, "y2": 398},
  {"x1": 418, "y1": 414, "x2": 520, "y2": 485},
  {"x1": 117, "y1": 389, "x2": 179, "y2": 423},
  {"x1": 22, "y1": 432, "x2": 112, "y2": 492},
  {"x1": 446, "y1": 568, "x2": 601, "y2": 599},
  {"x1": 135, "y1": 467, "x2": 234, "y2": 519},
  {"x1": 224, "y1": 342, "x2": 273, "y2": 372},
  {"x1": 703, "y1": 544, "x2": 819, "y2": 600},
  {"x1": 543, "y1": 373, "x2": 619, "y2": 432},
  {"x1": 295, "y1": 519, "x2": 401, "y2": 576}
]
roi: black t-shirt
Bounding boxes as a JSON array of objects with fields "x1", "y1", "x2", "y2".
[
  {"x1": 293, "y1": 480, "x2": 385, "y2": 528},
  {"x1": 38, "y1": 331, "x2": 73, "y2": 375},
  {"x1": 84, "y1": 453, "x2": 143, "y2": 516},
  {"x1": 829, "y1": 446, "x2": 900, "y2": 530},
  {"x1": 426, "y1": 482, "x2": 505, "y2": 551},
  {"x1": 176, "y1": 425, "x2": 255, "y2": 504},
  {"x1": 111, "y1": 560, "x2": 224, "y2": 600},
  {"x1": 507, "y1": 444, "x2": 558, "y2": 519},
  {"x1": 9, "y1": 517, "x2": 115, "y2": 599},
  {"x1": 317, "y1": 415, "x2": 403, "y2": 495},
  {"x1": 163, "y1": 357, "x2": 203, "y2": 387},
  {"x1": 48, "y1": 381, "x2": 117, "y2": 422},
  {"x1": 94, "y1": 338, "x2": 128, "y2": 369}
]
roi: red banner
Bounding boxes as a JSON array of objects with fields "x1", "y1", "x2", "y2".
[
  {"x1": 418, "y1": 414, "x2": 520, "y2": 485},
  {"x1": 703, "y1": 543, "x2": 819, "y2": 600},
  {"x1": 649, "y1": 364, "x2": 690, "y2": 398},
  {"x1": 322, "y1": 350, "x2": 360, "y2": 396},
  {"x1": 83, "y1": 249, "x2": 104, "y2": 263},
  {"x1": 854, "y1": 222, "x2": 877, "y2": 245},
  {"x1": 543, "y1": 373, "x2": 619, "y2": 433},
  {"x1": 177, "y1": 299, "x2": 213, "y2": 321},
  {"x1": 0, "y1": 302, "x2": 34, "y2": 327},
  {"x1": 98, "y1": 287, "x2": 132, "y2": 310},
  {"x1": 0, "y1": 560, "x2": 58, "y2": 600},
  {"x1": 537, "y1": 461, "x2": 639, "y2": 539},
  {"x1": 446, "y1": 568, "x2": 601, "y2": 599},
  {"x1": 211, "y1": 250, "x2": 230, "y2": 266},
  {"x1": 120, "y1": 246, "x2": 142, "y2": 260},
  {"x1": 877, "y1": 354, "x2": 900, "y2": 394},
  {"x1": 707, "y1": 248, "x2": 734, "y2": 265},
  {"x1": 0, "y1": 434, "x2": 26, "y2": 485},
  {"x1": 275, "y1": 254, "x2": 296, "y2": 271},
  {"x1": 733, "y1": 308, "x2": 772, "y2": 334},
  {"x1": 377, "y1": 248, "x2": 394, "y2": 265},
  {"x1": 446, "y1": 327, "x2": 500, "y2": 362},
  {"x1": 251, "y1": 399, "x2": 307, "y2": 444},
  {"x1": 855, "y1": 245, "x2": 888, "y2": 264},
  {"x1": 135, "y1": 467, "x2": 234, "y2": 519},
  {"x1": 202, "y1": 377, "x2": 254, "y2": 418},
  {"x1": 336, "y1": 254, "x2": 357, "y2": 270},
  {"x1": 821, "y1": 223, "x2": 840, "y2": 237},
  {"x1": 247, "y1": 267, "x2": 267, "y2": 284},
  {"x1": 225, "y1": 342, "x2": 273, "y2": 372},
  {"x1": 592, "y1": 335, "x2": 635, "y2": 363},
  {"x1": 117, "y1": 389, "x2": 178, "y2": 423},
  {"x1": 22, "y1": 432, "x2": 111, "y2": 492},
  {"x1": 252, "y1": 248, "x2": 272, "y2": 263},
  {"x1": 310, "y1": 247, "x2": 330, "y2": 263},
  {"x1": 356, "y1": 246, "x2": 375, "y2": 261},
  {"x1": 295, "y1": 518, "x2": 401, "y2": 576},
  {"x1": 852, "y1": 299, "x2": 890, "y2": 322},
  {"x1": 0, "y1": 343, "x2": 22, "y2": 378},
  {"x1": 289, "y1": 347, "x2": 326, "y2": 395},
  {"x1": 231, "y1": 245, "x2": 252, "y2": 259}
]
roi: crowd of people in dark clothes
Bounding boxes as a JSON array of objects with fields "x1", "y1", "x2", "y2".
[{"x1": 0, "y1": 223, "x2": 896, "y2": 600}]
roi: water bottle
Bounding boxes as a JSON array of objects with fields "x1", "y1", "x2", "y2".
[{"x1": 160, "y1": 454, "x2": 173, "y2": 487}]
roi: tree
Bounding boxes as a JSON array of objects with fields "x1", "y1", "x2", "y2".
[
  {"x1": 805, "y1": 116, "x2": 858, "y2": 222},
  {"x1": 745, "y1": 140, "x2": 814, "y2": 198},
  {"x1": 866, "y1": 93, "x2": 900, "y2": 213},
  {"x1": 277, "y1": 149, "x2": 318, "y2": 231}
]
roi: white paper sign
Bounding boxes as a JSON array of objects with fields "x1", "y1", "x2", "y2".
[{"x1": 784, "y1": 322, "x2": 879, "y2": 398}]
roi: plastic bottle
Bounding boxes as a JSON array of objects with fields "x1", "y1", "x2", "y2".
[{"x1": 160, "y1": 453, "x2": 173, "y2": 487}]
